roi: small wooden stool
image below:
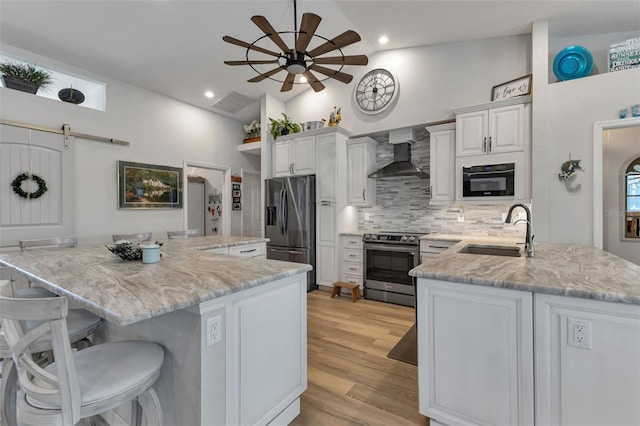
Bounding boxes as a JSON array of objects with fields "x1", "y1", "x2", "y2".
[{"x1": 330, "y1": 282, "x2": 362, "y2": 303}]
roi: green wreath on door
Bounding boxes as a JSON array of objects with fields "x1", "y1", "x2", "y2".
[{"x1": 11, "y1": 172, "x2": 48, "y2": 199}]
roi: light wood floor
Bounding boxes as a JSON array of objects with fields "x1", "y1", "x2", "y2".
[{"x1": 290, "y1": 289, "x2": 429, "y2": 426}]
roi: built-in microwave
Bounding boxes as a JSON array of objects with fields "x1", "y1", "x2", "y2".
[{"x1": 462, "y1": 163, "x2": 515, "y2": 197}]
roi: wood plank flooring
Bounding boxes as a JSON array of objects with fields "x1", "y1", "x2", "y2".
[{"x1": 290, "y1": 289, "x2": 429, "y2": 426}]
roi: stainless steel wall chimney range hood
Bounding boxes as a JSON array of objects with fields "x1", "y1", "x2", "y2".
[{"x1": 368, "y1": 128, "x2": 429, "y2": 179}]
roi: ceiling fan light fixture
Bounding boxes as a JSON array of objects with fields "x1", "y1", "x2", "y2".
[
  {"x1": 222, "y1": 0, "x2": 367, "y2": 92},
  {"x1": 287, "y1": 61, "x2": 307, "y2": 74}
]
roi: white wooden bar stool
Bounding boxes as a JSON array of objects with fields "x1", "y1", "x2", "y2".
[
  {"x1": 0, "y1": 268, "x2": 102, "y2": 426},
  {"x1": 0, "y1": 282, "x2": 164, "y2": 426},
  {"x1": 112, "y1": 232, "x2": 152, "y2": 243},
  {"x1": 167, "y1": 229, "x2": 201, "y2": 239}
]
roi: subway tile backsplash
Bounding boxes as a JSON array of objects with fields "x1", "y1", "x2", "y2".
[{"x1": 357, "y1": 138, "x2": 527, "y2": 236}]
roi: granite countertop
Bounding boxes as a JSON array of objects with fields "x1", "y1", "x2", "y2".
[
  {"x1": 410, "y1": 238, "x2": 640, "y2": 305},
  {"x1": 0, "y1": 236, "x2": 311, "y2": 325}
]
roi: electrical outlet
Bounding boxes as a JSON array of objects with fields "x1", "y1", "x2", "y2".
[
  {"x1": 364, "y1": 212, "x2": 370, "y2": 221},
  {"x1": 568, "y1": 318, "x2": 592, "y2": 349},
  {"x1": 206, "y1": 315, "x2": 223, "y2": 347}
]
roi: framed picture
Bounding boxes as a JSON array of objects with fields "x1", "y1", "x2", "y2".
[
  {"x1": 232, "y1": 203, "x2": 242, "y2": 211},
  {"x1": 232, "y1": 184, "x2": 241, "y2": 191},
  {"x1": 117, "y1": 160, "x2": 183, "y2": 209},
  {"x1": 491, "y1": 75, "x2": 532, "y2": 101},
  {"x1": 232, "y1": 190, "x2": 241, "y2": 197}
]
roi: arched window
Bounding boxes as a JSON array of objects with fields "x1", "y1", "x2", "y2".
[{"x1": 625, "y1": 157, "x2": 640, "y2": 239}]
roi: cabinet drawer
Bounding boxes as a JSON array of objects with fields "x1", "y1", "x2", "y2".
[
  {"x1": 343, "y1": 236, "x2": 363, "y2": 248},
  {"x1": 343, "y1": 248, "x2": 362, "y2": 262},
  {"x1": 228, "y1": 243, "x2": 265, "y2": 258},
  {"x1": 343, "y1": 261, "x2": 362, "y2": 276},
  {"x1": 420, "y1": 240, "x2": 458, "y2": 255},
  {"x1": 342, "y1": 274, "x2": 362, "y2": 287}
]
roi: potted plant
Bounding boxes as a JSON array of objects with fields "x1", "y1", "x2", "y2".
[
  {"x1": 0, "y1": 61, "x2": 53, "y2": 94},
  {"x1": 268, "y1": 113, "x2": 301, "y2": 139}
]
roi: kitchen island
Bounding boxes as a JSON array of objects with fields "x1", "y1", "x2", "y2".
[
  {"x1": 410, "y1": 238, "x2": 640, "y2": 426},
  {"x1": 0, "y1": 236, "x2": 312, "y2": 426}
]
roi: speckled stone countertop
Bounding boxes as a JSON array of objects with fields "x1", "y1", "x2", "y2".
[
  {"x1": 0, "y1": 236, "x2": 312, "y2": 325},
  {"x1": 410, "y1": 238, "x2": 640, "y2": 305}
]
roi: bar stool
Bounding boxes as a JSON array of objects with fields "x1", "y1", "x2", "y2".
[
  {"x1": 112, "y1": 232, "x2": 153, "y2": 243},
  {"x1": 167, "y1": 229, "x2": 201, "y2": 239},
  {"x1": 0, "y1": 282, "x2": 165, "y2": 426},
  {"x1": 0, "y1": 268, "x2": 102, "y2": 426}
]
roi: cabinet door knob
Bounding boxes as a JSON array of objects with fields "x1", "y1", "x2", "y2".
[
  {"x1": 488, "y1": 136, "x2": 492, "y2": 152},
  {"x1": 483, "y1": 137, "x2": 487, "y2": 153},
  {"x1": 363, "y1": 188, "x2": 366, "y2": 201}
]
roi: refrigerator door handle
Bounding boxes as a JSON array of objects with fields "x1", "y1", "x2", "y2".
[
  {"x1": 280, "y1": 188, "x2": 285, "y2": 235},
  {"x1": 268, "y1": 248, "x2": 304, "y2": 255},
  {"x1": 283, "y1": 188, "x2": 289, "y2": 233}
]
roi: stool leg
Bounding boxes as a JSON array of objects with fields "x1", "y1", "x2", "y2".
[
  {"x1": 330, "y1": 285, "x2": 340, "y2": 298},
  {"x1": 351, "y1": 289, "x2": 357, "y2": 303}
]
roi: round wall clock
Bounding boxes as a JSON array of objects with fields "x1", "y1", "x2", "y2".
[{"x1": 354, "y1": 68, "x2": 398, "y2": 114}]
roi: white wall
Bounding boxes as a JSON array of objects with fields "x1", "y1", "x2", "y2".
[
  {"x1": 531, "y1": 21, "x2": 640, "y2": 245},
  {"x1": 0, "y1": 45, "x2": 259, "y2": 244},
  {"x1": 286, "y1": 35, "x2": 531, "y2": 135},
  {"x1": 603, "y1": 126, "x2": 640, "y2": 265}
]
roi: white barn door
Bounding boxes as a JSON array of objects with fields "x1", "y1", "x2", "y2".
[{"x1": 0, "y1": 124, "x2": 75, "y2": 248}]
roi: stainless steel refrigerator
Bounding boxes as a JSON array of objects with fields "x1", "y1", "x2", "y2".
[{"x1": 265, "y1": 175, "x2": 317, "y2": 291}]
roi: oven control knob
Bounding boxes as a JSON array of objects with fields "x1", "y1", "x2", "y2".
[
  {"x1": 409, "y1": 236, "x2": 416, "y2": 242},
  {"x1": 401, "y1": 235, "x2": 408, "y2": 241}
]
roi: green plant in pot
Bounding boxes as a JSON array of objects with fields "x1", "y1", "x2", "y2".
[
  {"x1": 268, "y1": 113, "x2": 301, "y2": 139},
  {"x1": 0, "y1": 61, "x2": 53, "y2": 94}
]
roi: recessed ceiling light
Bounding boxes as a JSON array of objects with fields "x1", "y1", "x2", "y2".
[
  {"x1": 378, "y1": 35, "x2": 389, "y2": 45},
  {"x1": 204, "y1": 91, "x2": 214, "y2": 98},
  {"x1": 298, "y1": 76, "x2": 307, "y2": 83}
]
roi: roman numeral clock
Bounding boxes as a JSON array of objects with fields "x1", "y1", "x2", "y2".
[{"x1": 354, "y1": 68, "x2": 397, "y2": 114}]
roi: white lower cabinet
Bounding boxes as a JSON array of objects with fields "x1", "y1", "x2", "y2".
[
  {"x1": 341, "y1": 235, "x2": 363, "y2": 291},
  {"x1": 417, "y1": 278, "x2": 640, "y2": 426},
  {"x1": 416, "y1": 278, "x2": 534, "y2": 426},
  {"x1": 535, "y1": 294, "x2": 640, "y2": 426}
]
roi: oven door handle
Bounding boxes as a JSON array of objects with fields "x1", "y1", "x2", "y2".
[
  {"x1": 364, "y1": 243, "x2": 418, "y2": 253},
  {"x1": 463, "y1": 169, "x2": 514, "y2": 176}
]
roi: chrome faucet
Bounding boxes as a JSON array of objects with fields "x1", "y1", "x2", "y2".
[{"x1": 505, "y1": 203, "x2": 534, "y2": 258}]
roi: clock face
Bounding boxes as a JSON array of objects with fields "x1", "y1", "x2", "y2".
[{"x1": 354, "y1": 68, "x2": 397, "y2": 114}]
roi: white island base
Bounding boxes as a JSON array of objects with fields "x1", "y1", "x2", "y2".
[{"x1": 95, "y1": 273, "x2": 307, "y2": 426}]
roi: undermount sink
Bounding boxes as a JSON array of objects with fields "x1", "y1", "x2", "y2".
[{"x1": 457, "y1": 244, "x2": 522, "y2": 257}]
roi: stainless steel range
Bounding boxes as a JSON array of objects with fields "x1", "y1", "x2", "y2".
[{"x1": 362, "y1": 231, "x2": 425, "y2": 307}]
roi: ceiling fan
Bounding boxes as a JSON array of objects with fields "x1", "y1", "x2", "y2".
[{"x1": 222, "y1": 0, "x2": 368, "y2": 93}]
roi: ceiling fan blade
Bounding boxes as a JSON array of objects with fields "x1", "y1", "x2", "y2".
[
  {"x1": 307, "y1": 30, "x2": 362, "y2": 58},
  {"x1": 224, "y1": 60, "x2": 280, "y2": 66},
  {"x1": 223, "y1": 36, "x2": 281, "y2": 58},
  {"x1": 309, "y1": 65, "x2": 353, "y2": 84},
  {"x1": 296, "y1": 13, "x2": 322, "y2": 53},
  {"x1": 281, "y1": 73, "x2": 296, "y2": 92},
  {"x1": 313, "y1": 55, "x2": 369, "y2": 66},
  {"x1": 302, "y1": 70, "x2": 325, "y2": 92},
  {"x1": 248, "y1": 67, "x2": 284, "y2": 83},
  {"x1": 251, "y1": 15, "x2": 291, "y2": 53}
]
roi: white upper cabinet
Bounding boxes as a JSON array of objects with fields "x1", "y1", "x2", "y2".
[
  {"x1": 315, "y1": 133, "x2": 337, "y2": 203},
  {"x1": 456, "y1": 103, "x2": 526, "y2": 157},
  {"x1": 271, "y1": 135, "x2": 316, "y2": 177},
  {"x1": 346, "y1": 137, "x2": 377, "y2": 207},
  {"x1": 426, "y1": 123, "x2": 456, "y2": 204}
]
